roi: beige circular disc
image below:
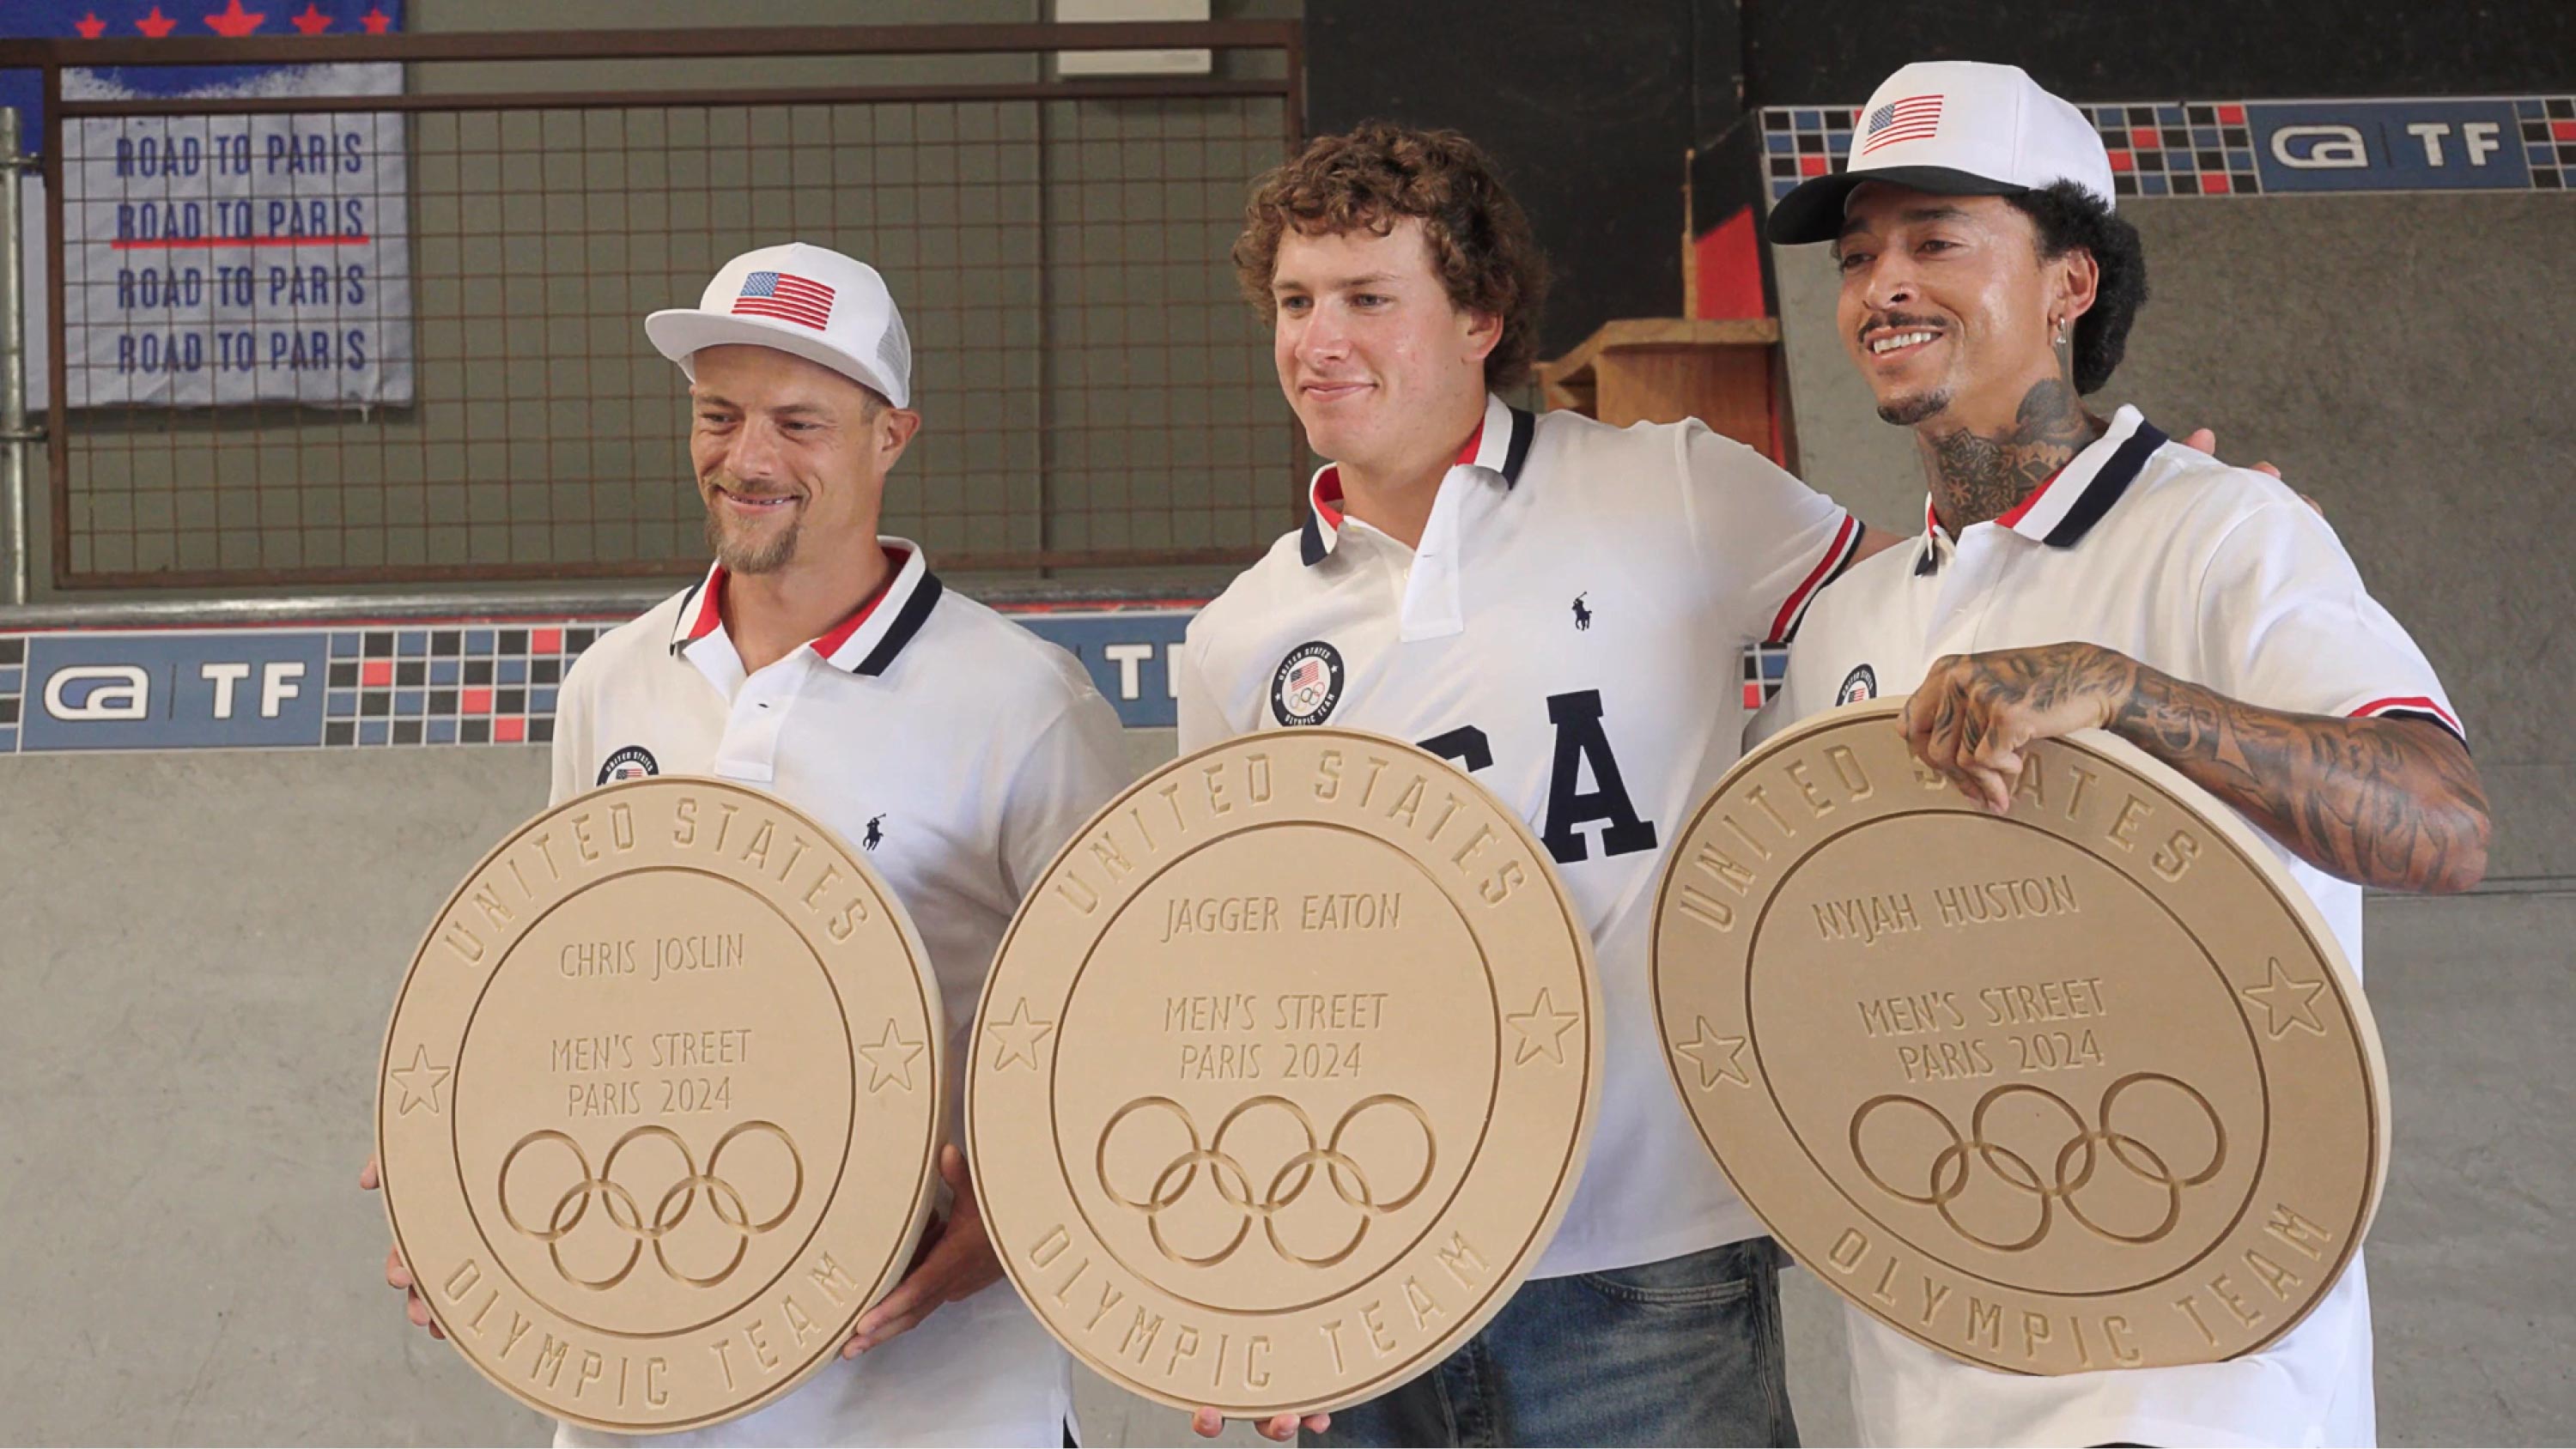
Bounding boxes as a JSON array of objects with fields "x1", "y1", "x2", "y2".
[
  {"x1": 376, "y1": 778, "x2": 944, "y2": 1434},
  {"x1": 969, "y1": 729, "x2": 1600, "y2": 1416},
  {"x1": 1653, "y1": 702, "x2": 2386, "y2": 1375}
]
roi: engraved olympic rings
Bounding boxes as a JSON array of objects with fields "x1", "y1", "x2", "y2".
[
  {"x1": 496, "y1": 1121, "x2": 804, "y2": 1289},
  {"x1": 1096, "y1": 1095, "x2": 1437, "y2": 1269},
  {"x1": 1849, "y1": 1074, "x2": 2226, "y2": 1252}
]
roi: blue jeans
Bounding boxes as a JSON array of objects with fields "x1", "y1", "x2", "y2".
[{"x1": 1309, "y1": 1239, "x2": 1798, "y2": 1447}]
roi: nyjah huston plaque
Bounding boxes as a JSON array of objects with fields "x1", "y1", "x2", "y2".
[{"x1": 1654, "y1": 701, "x2": 2387, "y2": 1374}]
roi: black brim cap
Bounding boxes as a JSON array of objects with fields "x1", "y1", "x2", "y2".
[
  {"x1": 1765, "y1": 164, "x2": 2030, "y2": 246},
  {"x1": 1768, "y1": 63, "x2": 2117, "y2": 245}
]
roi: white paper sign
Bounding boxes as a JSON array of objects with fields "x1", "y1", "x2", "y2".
[{"x1": 54, "y1": 70, "x2": 410, "y2": 408}]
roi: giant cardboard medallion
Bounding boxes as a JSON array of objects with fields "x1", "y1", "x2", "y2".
[
  {"x1": 971, "y1": 729, "x2": 1601, "y2": 1416},
  {"x1": 1654, "y1": 702, "x2": 2386, "y2": 1374}
]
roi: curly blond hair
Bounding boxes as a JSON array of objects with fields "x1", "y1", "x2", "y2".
[{"x1": 1232, "y1": 122, "x2": 1550, "y2": 391}]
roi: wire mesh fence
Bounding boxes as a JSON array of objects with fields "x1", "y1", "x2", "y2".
[{"x1": 27, "y1": 23, "x2": 1302, "y2": 589}]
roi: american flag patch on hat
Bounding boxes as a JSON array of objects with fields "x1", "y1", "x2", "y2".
[
  {"x1": 1862, "y1": 94, "x2": 1944, "y2": 155},
  {"x1": 732, "y1": 270, "x2": 835, "y2": 330}
]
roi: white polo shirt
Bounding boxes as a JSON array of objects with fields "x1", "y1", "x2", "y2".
[
  {"x1": 1763, "y1": 406, "x2": 2464, "y2": 1449},
  {"x1": 547, "y1": 539, "x2": 1131, "y2": 1448},
  {"x1": 1176, "y1": 392, "x2": 1861, "y2": 1276}
]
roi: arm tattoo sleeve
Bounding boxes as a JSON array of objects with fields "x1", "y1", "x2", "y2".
[{"x1": 2110, "y1": 664, "x2": 2491, "y2": 894}]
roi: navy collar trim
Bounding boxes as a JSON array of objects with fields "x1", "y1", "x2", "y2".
[
  {"x1": 2039, "y1": 419, "x2": 2167, "y2": 548},
  {"x1": 852, "y1": 572, "x2": 942, "y2": 676}
]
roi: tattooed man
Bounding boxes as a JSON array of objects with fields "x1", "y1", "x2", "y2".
[{"x1": 1759, "y1": 61, "x2": 2488, "y2": 1448}]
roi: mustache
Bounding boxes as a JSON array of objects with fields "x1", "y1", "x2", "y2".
[
  {"x1": 703, "y1": 473, "x2": 796, "y2": 500},
  {"x1": 1858, "y1": 310, "x2": 1945, "y2": 342}
]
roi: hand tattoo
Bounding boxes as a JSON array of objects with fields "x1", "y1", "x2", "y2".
[
  {"x1": 2109, "y1": 666, "x2": 2491, "y2": 894},
  {"x1": 1923, "y1": 378, "x2": 2104, "y2": 534}
]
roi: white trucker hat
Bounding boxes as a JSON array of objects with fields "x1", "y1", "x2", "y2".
[
  {"x1": 1767, "y1": 61, "x2": 2115, "y2": 245},
  {"x1": 646, "y1": 241, "x2": 914, "y2": 407}
]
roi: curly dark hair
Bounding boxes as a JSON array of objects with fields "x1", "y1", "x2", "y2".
[
  {"x1": 1232, "y1": 122, "x2": 1551, "y2": 391},
  {"x1": 2003, "y1": 181, "x2": 2148, "y2": 394}
]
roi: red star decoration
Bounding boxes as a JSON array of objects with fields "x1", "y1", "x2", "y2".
[
  {"x1": 360, "y1": 6, "x2": 391, "y2": 33},
  {"x1": 290, "y1": 3, "x2": 330, "y2": 33},
  {"x1": 204, "y1": 0, "x2": 267, "y2": 36},
  {"x1": 74, "y1": 11, "x2": 107, "y2": 38},
  {"x1": 136, "y1": 5, "x2": 178, "y2": 36}
]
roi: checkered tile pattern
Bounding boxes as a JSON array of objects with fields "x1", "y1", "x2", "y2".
[
  {"x1": 1741, "y1": 642, "x2": 1789, "y2": 711},
  {"x1": 1763, "y1": 101, "x2": 2263, "y2": 201},
  {"x1": 0, "y1": 630, "x2": 1847, "y2": 750},
  {"x1": 321, "y1": 623, "x2": 617, "y2": 748},
  {"x1": 2521, "y1": 97, "x2": 2576, "y2": 191},
  {"x1": 0, "y1": 636, "x2": 21, "y2": 755},
  {"x1": 2089, "y1": 102, "x2": 2262, "y2": 197}
]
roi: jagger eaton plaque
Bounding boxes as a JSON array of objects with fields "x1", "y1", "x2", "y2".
[
  {"x1": 1653, "y1": 701, "x2": 2387, "y2": 1375},
  {"x1": 970, "y1": 730, "x2": 1601, "y2": 1416},
  {"x1": 376, "y1": 779, "x2": 943, "y2": 1433}
]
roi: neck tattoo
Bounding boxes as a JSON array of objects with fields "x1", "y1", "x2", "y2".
[{"x1": 1923, "y1": 377, "x2": 2105, "y2": 534}]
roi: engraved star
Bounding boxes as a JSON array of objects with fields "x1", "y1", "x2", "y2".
[
  {"x1": 2242, "y1": 956, "x2": 2328, "y2": 1039},
  {"x1": 1672, "y1": 1016, "x2": 1752, "y2": 1089},
  {"x1": 1504, "y1": 987, "x2": 1583, "y2": 1066},
  {"x1": 388, "y1": 1045, "x2": 453, "y2": 1117},
  {"x1": 859, "y1": 1019, "x2": 925, "y2": 1094},
  {"x1": 987, "y1": 998, "x2": 1056, "y2": 1072}
]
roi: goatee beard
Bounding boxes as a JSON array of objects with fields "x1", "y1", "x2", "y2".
[
  {"x1": 704, "y1": 508, "x2": 799, "y2": 574},
  {"x1": 1877, "y1": 388, "x2": 1951, "y2": 427}
]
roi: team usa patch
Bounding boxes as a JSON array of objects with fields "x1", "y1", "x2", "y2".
[
  {"x1": 1838, "y1": 664, "x2": 1878, "y2": 706},
  {"x1": 598, "y1": 744, "x2": 660, "y2": 783},
  {"x1": 1271, "y1": 640, "x2": 1346, "y2": 726}
]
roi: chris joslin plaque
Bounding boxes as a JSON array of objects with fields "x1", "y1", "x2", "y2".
[
  {"x1": 376, "y1": 778, "x2": 944, "y2": 1433},
  {"x1": 1653, "y1": 700, "x2": 2387, "y2": 1375},
  {"x1": 970, "y1": 729, "x2": 1601, "y2": 1417}
]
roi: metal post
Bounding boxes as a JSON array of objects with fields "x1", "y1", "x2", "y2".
[{"x1": 0, "y1": 105, "x2": 28, "y2": 605}]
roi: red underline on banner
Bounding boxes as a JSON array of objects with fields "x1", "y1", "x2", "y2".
[{"x1": 107, "y1": 235, "x2": 373, "y2": 251}]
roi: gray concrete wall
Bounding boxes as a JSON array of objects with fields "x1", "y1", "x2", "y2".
[
  {"x1": 1773, "y1": 192, "x2": 2576, "y2": 884},
  {"x1": 2, "y1": 742, "x2": 2571, "y2": 1444}
]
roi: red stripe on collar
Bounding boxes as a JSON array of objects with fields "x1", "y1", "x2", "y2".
[
  {"x1": 1994, "y1": 464, "x2": 2068, "y2": 530},
  {"x1": 683, "y1": 564, "x2": 727, "y2": 642},
  {"x1": 1455, "y1": 418, "x2": 1485, "y2": 467},
  {"x1": 677, "y1": 551, "x2": 913, "y2": 658},
  {"x1": 1311, "y1": 417, "x2": 1490, "y2": 529},
  {"x1": 1312, "y1": 467, "x2": 1345, "y2": 527},
  {"x1": 809, "y1": 549, "x2": 911, "y2": 659}
]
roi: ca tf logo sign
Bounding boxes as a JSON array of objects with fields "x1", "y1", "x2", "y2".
[
  {"x1": 2251, "y1": 99, "x2": 2530, "y2": 193},
  {"x1": 20, "y1": 632, "x2": 328, "y2": 751}
]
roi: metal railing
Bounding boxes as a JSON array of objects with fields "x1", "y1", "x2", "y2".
[{"x1": 0, "y1": 21, "x2": 1304, "y2": 592}]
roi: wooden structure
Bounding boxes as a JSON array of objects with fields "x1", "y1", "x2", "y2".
[{"x1": 1534, "y1": 318, "x2": 1795, "y2": 470}]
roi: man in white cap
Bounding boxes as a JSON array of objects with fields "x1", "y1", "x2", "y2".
[
  {"x1": 1761, "y1": 61, "x2": 2489, "y2": 1447},
  {"x1": 364, "y1": 241, "x2": 1130, "y2": 1446}
]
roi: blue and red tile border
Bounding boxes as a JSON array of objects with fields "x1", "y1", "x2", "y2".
[
  {"x1": 0, "y1": 609, "x2": 1799, "y2": 755},
  {"x1": 321, "y1": 623, "x2": 593, "y2": 748}
]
